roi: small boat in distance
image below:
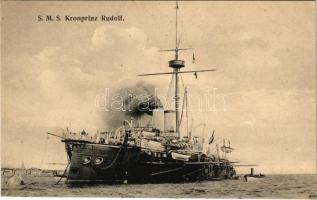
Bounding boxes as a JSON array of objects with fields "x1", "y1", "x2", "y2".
[{"x1": 244, "y1": 168, "x2": 265, "y2": 182}]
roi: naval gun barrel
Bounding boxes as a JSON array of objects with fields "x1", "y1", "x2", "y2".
[{"x1": 47, "y1": 132, "x2": 65, "y2": 139}]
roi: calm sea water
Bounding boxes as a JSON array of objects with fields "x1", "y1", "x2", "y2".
[{"x1": 1, "y1": 174, "x2": 317, "y2": 198}]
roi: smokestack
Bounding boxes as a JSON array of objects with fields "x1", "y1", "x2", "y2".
[
  {"x1": 164, "y1": 110, "x2": 176, "y2": 132},
  {"x1": 152, "y1": 108, "x2": 164, "y2": 131}
]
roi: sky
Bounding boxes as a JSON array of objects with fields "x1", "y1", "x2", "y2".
[{"x1": 1, "y1": 1, "x2": 316, "y2": 174}]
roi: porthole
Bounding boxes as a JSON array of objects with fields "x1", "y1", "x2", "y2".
[
  {"x1": 83, "y1": 156, "x2": 91, "y2": 165},
  {"x1": 94, "y1": 157, "x2": 104, "y2": 165}
]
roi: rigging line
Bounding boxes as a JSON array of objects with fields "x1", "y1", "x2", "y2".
[
  {"x1": 55, "y1": 162, "x2": 69, "y2": 185},
  {"x1": 185, "y1": 88, "x2": 189, "y2": 138},
  {"x1": 189, "y1": 118, "x2": 194, "y2": 140},
  {"x1": 179, "y1": 74, "x2": 189, "y2": 136},
  {"x1": 175, "y1": 0, "x2": 178, "y2": 51},
  {"x1": 166, "y1": 73, "x2": 175, "y2": 109},
  {"x1": 183, "y1": 168, "x2": 204, "y2": 178},
  {"x1": 150, "y1": 167, "x2": 183, "y2": 176},
  {"x1": 179, "y1": 74, "x2": 186, "y2": 90},
  {"x1": 179, "y1": 1, "x2": 190, "y2": 52},
  {"x1": 179, "y1": 87, "x2": 187, "y2": 126},
  {"x1": 177, "y1": 33, "x2": 182, "y2": 50}
]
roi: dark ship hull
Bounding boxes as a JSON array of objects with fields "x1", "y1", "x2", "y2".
[
  {"x1": 64, "y1": 140, "x2": 127, "y2": 184},
  {"x1": 126, "y1": 147, "x2": 236, "y2": 183},
  {"x1": 63, "y1": 139, "x2": 236, "y2": 184},
  {"x1": 126, "y1": 159, "x2": 236, "y2": 183}
]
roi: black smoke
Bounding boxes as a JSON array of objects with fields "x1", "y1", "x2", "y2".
[{"x1": 101, "y1": 82, "x2": 163, "y2": 129}]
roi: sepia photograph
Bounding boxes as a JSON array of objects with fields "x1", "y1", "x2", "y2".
[{"x1": 1, "y1": 0, "x2": 316, "y2": 198}]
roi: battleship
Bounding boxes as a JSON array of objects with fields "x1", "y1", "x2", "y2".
[{"x1": 49, "y1": 1, "x2": 239, "y2": 184}]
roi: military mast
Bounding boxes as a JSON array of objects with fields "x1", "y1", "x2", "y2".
[
  {"x1": 170, "y1": 0, "x2": 182, "y2": 134},
  {"x1": 137, "y1": 1, "x2": 216, "y2": 137}
]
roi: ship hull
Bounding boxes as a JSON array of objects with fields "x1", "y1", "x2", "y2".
[
  {"x1": 63, "y1": 141, "x2": 236, "y2": 184},
  {"x1": 126, "y1": 149, "x2": 236, "y2": 183},
  {"x1": 64, "y1": 140, "x2": 126, "y2": 184}
]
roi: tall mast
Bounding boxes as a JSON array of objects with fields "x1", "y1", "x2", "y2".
[
  {"x1": 137, "y1": 0, "x2": 216, "y2": 137},
  {"x1": 169, "y1": 1, "x2": 187, "y2": 136},
  {"x1": 174, "y1": 0, "x2": 180, "y2": 135},
  {"x1": 175, "y1": 0, "x2": 179, "y2": 60}
]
